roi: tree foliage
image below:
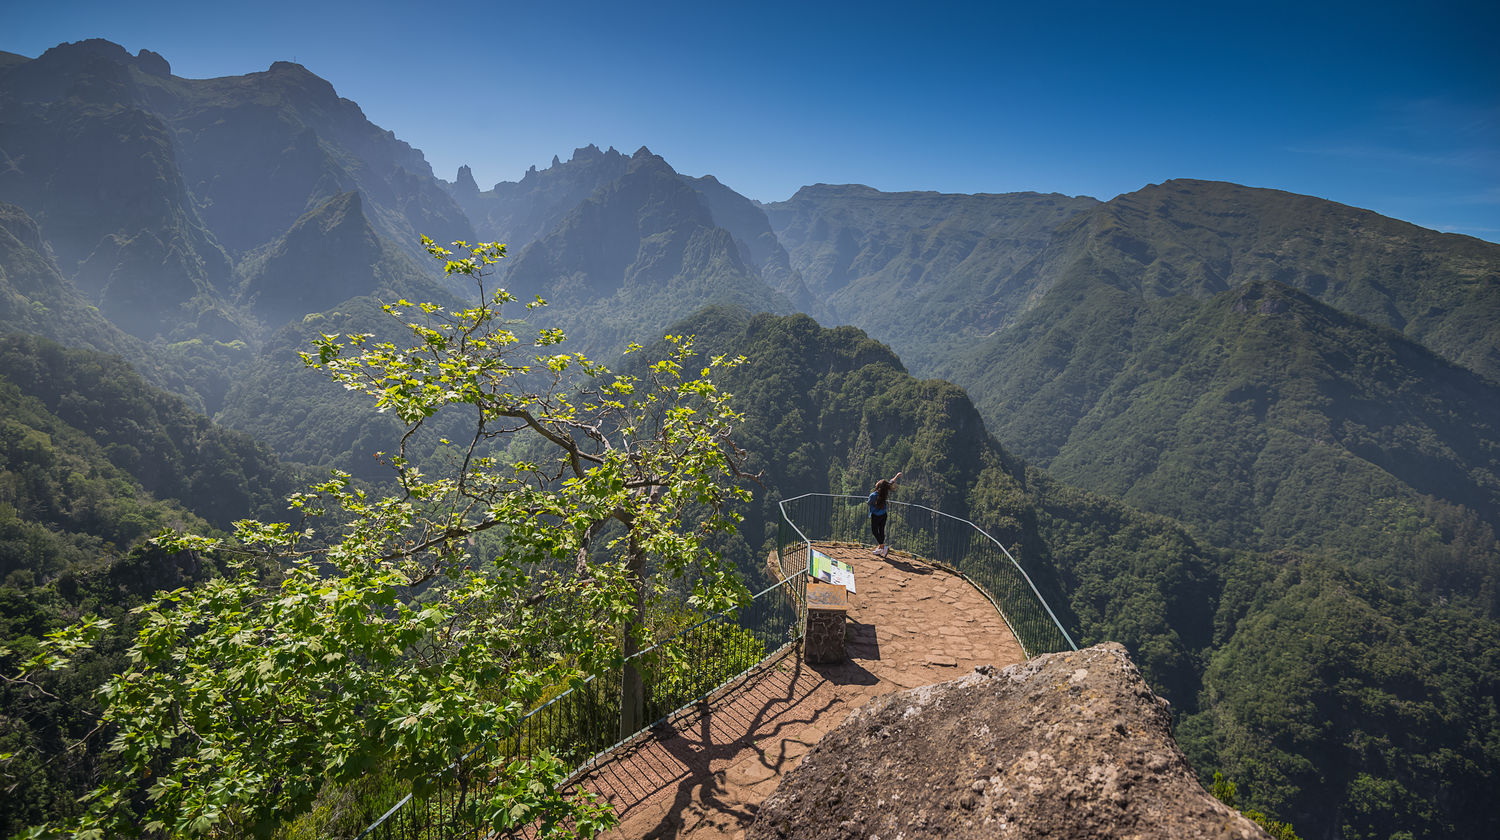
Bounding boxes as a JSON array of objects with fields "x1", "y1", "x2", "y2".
[{"x1": 10, "y1": 239, "x2": 752, "y2": 838}]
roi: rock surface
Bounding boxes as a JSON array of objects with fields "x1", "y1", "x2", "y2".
[{"x1": 746, "y1": 642, "x2": 1268, "y2": 840}]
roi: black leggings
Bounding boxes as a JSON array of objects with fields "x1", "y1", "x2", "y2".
[{"x1": 871, "y1": 513, "x2": 887, "y2": 545}]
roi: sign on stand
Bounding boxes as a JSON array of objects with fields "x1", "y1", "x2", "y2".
[{"x1": 809, "y1": 548, "x2": 856, "y2": 593}]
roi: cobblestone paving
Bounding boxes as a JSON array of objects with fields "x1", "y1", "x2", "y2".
[{"x1": 574, "y1": 543, "x2": 1026, "y2": 840}]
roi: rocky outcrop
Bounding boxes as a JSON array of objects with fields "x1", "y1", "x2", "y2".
[{"x1": 747, "y1": 643, "x2": 1268, "y2": 840}]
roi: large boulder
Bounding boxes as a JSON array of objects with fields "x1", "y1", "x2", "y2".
[{"x1": 747, "y1": 642, "x2": 1268, "y2": 840}]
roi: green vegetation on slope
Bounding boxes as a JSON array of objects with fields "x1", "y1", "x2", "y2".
[
  {"x1": 0, "y1": 335, "x2": 306, "y2": 834},
  {"x1": 950, "y1": 273, "x2": 1500, "y2": 612},
  {"x1": 1027, "y1": 442, "x2": 1499, "y2": 839},
  {"x1": 500, "y1": 150, "x2": 797, "y2": 360},
  {"x1": 8, "y1": 248, "x2": 756, "y2": 837},
  {"x1": 1045, "y1": 180, "x2": 1500, "y2": 382},
  {"x1": 763, "y1": 184, "x2": 1100, "y2": 372},
  {"x1": 0, "y1": 334, "x2": 303, "y2": 529},
  {"x1": 667, "y1": 307, "x2": 1499, "y2": 839}
]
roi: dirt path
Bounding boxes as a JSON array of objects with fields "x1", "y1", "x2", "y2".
[{"x1": 573, "y1": 543, "x2": 1026, "y2": 840}]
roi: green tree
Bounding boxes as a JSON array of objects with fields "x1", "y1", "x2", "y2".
[
  {"x1": 1211, "y1": 771, "x2": 1304, "y2": 840},
  {"x1": 13, "y1": 239, "x2": 752, "y2": 838}
]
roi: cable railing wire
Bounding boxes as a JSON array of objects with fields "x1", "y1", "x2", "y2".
[{"x1": 776, "y1": 493, "x2": 1075, "y2": 657}]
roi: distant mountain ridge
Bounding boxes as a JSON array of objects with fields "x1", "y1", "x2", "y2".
[
  {"x1": 930, "y1": 181, "x2": 1500, "y2": 570},
  {"x1": 763, "y1": 184, "x2": 1100, "y2": 371},
  {"x1": 496, "y1": 147, "x2": 800, "y2": 355},
  {"x1": 0, "y1": 38, "x2": 472, "y2": 353},
  {"x1": 4, "y1": 38, "x2": 1496, "y2": 570},
  {"x1": 443, "y1": 143, "x2": 631, "y2": 254},
  {"x1": 1028, "y1": 179, "x2": 1500, "y2": 380}
]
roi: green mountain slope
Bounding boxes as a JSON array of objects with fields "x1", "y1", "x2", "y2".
[
  {"x1": 159, "y1": 56, "x2": 473, "y2": 261},
  {"x1": 499, "y1": 149, "x2": 796, "y2": 356},
  {"x1": 235, "y1": 190, "x2": 454, "y2": 328},
  {"x1": 0, "y1": 42, "x2": 233, "y2": 340},
  {"x1": 0, "y1": 39, "x2": 474, "y2": 346},
  {"x1": 928, "y1": 179, "x2": 1500, "y2": 386},
  {"x1": 762, "y1": 184, "x2": 1100, "y2": 371},
  {"x1": 660, "y1": 306, "x2": 1499, "y2": 839},
  {"x1": 0, "y1": 203, "x2": 140, "y2": 363},
  {"x1": 0, "y1": 335, "x2": 302, "y2": 531},
  {"x1": 1044, "y1": 179, "x2": 1500, "y2": 381},
  {"x1": 212, "y1": 299, "x2": 403, "y2": 480},
  {"x1": 684, "y1": 175, "x2": 829, "y2": 321},
  {"x1": 0, "y1": 201, "x2": 249, "y2": 413},
  {"x1": 0, "y1": 336, "x2": 303, "y2": 834},
  {"x1": 949, "y1": 271, "x2": 1500, "y2": 592}
]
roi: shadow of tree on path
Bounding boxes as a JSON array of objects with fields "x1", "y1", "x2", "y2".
[{"x1": 577, "y1": 649, "x2": 845, "y2": 839}]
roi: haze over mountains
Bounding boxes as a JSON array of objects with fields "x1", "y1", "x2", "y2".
[{"x1": 2, "y1": 40, "x2": 1499, "y2": 839}]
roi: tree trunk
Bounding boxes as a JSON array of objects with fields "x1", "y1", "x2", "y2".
[{"x1": 619, "y1": 535, "x2": 647, "y2": 740}]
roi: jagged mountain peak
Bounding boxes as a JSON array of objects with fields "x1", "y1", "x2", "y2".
[
  {"x1": 134, "y1": 48, "x2": 170, "y2": 76},
  {"x1": 455, "y1": 143, "x2": 633, "y2": 249},
  {"x1": 571, "y1": 143, "x2": 603, "y2": 161},
  {"x1": 495, "y1": 148, "x2": 797, "y2": 356},
  {"x1": 454, "y1": 164, "x2": 479, "y2": 196},
  {"x1": 623, "y1": 146, "x2": 675, "y2": 177},
  {"x1": 567, "y1": 143, "x2": 627, "y2": 165},
  {"x1": 21, "y1": 39, "x2": 170, "y2": 85},
  {"x1": 37, "y1": 38, "x2": 134, "y2": 66}
]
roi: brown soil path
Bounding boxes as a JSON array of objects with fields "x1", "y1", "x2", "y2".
[{"x1": 572, "y1": 543, "x2": 1027, "y2": 840}]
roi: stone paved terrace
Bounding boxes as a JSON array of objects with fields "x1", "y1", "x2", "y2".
[{"x1": 572, "y1": 543, "x2": 1027, "y2": 840}]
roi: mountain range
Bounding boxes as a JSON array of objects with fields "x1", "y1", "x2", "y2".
[{"x1": 2, "y1": 39, "x2": 1498, "y2": 839}]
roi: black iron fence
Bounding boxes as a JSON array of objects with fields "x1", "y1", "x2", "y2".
[
  {"x1": 776, "y1": 493, "x2": 1076, "y2": 657},
  {"x1": 350, "y1": 571, "x2": 805, "y2": 840}
]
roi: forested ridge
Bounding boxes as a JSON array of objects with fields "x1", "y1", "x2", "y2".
[
  {"x1": 655, "y1": 309, "x2": 1500, "y2": 840},
  {"x1": 5, "y1": 306, "x2": 1496, "y2": 838},
  {"x1": 0, "y1": 336, "x2": 303, "y2": 831}
]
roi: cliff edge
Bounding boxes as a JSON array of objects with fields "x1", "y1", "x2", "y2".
[{"x1": 746, "y1": 642, "x2": 1269, "y2": 840}]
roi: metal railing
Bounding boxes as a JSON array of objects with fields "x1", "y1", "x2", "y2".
[
  {"x1": 777, "y1": 493, "x2": 1076, "y2": 657},
  {"x1": 351, "y1": 571, "x2": 805, "y2": 840},
  {"x1": 351, "y1": 492, "x2": 1071, "y2": 839}
]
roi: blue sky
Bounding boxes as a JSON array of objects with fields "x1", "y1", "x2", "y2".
[{"x1": 8, "y1": 0, "x2": 1499, "y2": 242}]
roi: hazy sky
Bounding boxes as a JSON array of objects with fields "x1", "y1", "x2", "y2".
[{"x1": 8, "y1": 0, "x2": 1499, "y2": 242}]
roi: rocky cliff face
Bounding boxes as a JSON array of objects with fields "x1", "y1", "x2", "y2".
[{"x1": 747, "y1": 643, "x2": 1268, "y2": 840}]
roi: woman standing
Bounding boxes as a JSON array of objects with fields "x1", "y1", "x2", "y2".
[{"x1": 868, "y1": 471, "x2": 901, "y2": 557}]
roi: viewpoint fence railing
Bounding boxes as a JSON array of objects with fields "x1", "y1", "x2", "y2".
[
  {"x1": 353, "y1": 493, "x2": 1072, "y2": 839},
  {"x1": 776, "y1": 493, "x2": 1076, "y2": 658},
  {"x1": 352, "y1": 570, "x2": 805, "y2": 840}
]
